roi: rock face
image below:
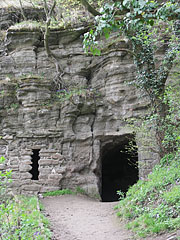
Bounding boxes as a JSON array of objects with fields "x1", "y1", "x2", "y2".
[
  {"x1": 0, "y1": 17, "x2": 159, "y2": 198},
  {"x1": 0, "y1": 6, "x2": 45, "y2": 30}
]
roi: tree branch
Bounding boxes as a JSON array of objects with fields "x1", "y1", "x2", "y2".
[
  {"x1": 43, "y1": 0, "x2": 49, "y2": 16},
  {"x1": 18, "y1": 0, "x2": 27, "y2": 20},
  {"x1": 79, "y1": 0, "x2": 101, "y2": 16},
  {"x1": 50, "y1": 0, "x2": 57, "y2": 16}
]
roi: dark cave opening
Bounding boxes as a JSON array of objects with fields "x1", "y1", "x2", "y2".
[
  {"x1": 101, "y1": 139, "x2": 139, "y2": 202},
  {"x1": 29, "y1": 149, "x2": 40, "y2": 180}
]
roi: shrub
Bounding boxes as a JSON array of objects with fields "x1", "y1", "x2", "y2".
[
  {"x1": 0, "y1": 157, "x2": 52, "y2": 240},
  {"x1": 0, "y1": 196, "x2": 52, "y2": 240}
]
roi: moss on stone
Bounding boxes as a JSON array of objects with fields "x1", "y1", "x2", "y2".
[{"x1": 9, "y1": 20, "x2": 44, "y2": 32}]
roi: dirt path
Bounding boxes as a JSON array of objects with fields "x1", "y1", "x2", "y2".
[
  {"x1": 41, "y1": 195, "x2": 134, "y2": 240},
  {"x1": 42, "y1": 195, "x2": 180, "y2": 240}
]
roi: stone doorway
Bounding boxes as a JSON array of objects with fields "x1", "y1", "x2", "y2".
[
  {"x1": 29, "y1": 149, "x2": 40, "y2": 180},
  {"x1": 101, "y1": 137, "x2": 139, "y2": 202}
]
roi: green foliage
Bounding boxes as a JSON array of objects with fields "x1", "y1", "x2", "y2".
[
  {"x1": 0, "y1": 157, "x2": 51, "y2": 239},
  {"x1": 43, "y1": 188, "x2": 75, "y2": 197},
  {"x1": 0, "y1": 156, "x2": 5, "y2": 164},
  {"x1": 75, "y1": 186, "x2": 87, "y2": 195},
  {"x1": 162, "y1": 185, "x2": 180, "y2": 204},
  {"x1": 117, "y1": 190, "x2": 125, "y2": 200},
  {"x1": 43, "y1": 187, "x2": 88, "y2": 197},
  {"x1": 83, "y1": 0, "x2": 180, "y2": 158},
  {"x1": 0, "y1": 90, "x2": 4, "y2": 98},
  {"x1": 154, "y1": 84, "x2": 180, "y2": 154},
  {"x1": 126, "y1": 82, "x2": 180, "y2": 157},
  {"x1": 0, "y1": 196, "x2": 52, "y2": 239},
  {"x1": 0, "y1": 160, "x2": 12, "y2": 201},
  {"x1": 0, "y1": 170, "x2": 12, "y2": 200},
  {"x1": 9, "y1": 103, "x2": 19, "y2": 110},
  {"x1": 121, "y1": 83, "x2": 180, "y2": 237},
  {"x1": 84, "y1": 29, "x2": 102, "y2": 55},
  {"x1": 161, "y1": 85, "x2": 180, "y2": 152},
  {"x1": 116, "y1": 152, "x2": 180, "y2": 237},
  {"x1": 29, "y1": 0, "x2": 107, "y2": 28},
  {"x1": 83, "y1": 0, "x2": 180, "y2": 100},
  {"x1": 84, "y1": 0, "x2": 179, "y2": 36}
]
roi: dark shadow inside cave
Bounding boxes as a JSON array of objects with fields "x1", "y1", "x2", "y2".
[
  {"x1": 29, "y1": 149, "x2": 40, "y2": 180},
  {"x1": 101, "y1": 138, "x2": 139, "y2": 202}
]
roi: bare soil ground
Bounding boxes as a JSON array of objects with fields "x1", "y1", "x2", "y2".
[
  {"x1": 41, "y1": 194, "x2": 134, "y2": 240},
  {"x1": 41, "y1": 195, "x2": 179, "y2": 240}
]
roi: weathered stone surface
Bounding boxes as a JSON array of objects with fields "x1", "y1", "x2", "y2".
[
  {"x1": 0, "y1": 5, "x2": 45, "y2": 30},
  {"x1": 46, "y1": 179, "x2": 60, "y2": 185},
  {"x1": 40, "y1": 186, "x2": 60, "y2": 193},
  {"x1": 20, "y1": 172, "x2": 32, "y2": 179},
  {"x1": 11, "y1": 172, "x2": 20, "y2": 179},
  {"x1": 19, "y1": 164, "x2": 32, "y2": 172},
  {"x1": 21, "y1": 184, "x2": 41, "y2": 192},
  {"x1": 0, "y1": 12, "x2": 159, "y2": 198},
  {"x1": 0, "y1": 164, "x2": 6, "y2": 170},
  {"x1": 49, "y1": 174, "x2": 63, "y2": 180}
]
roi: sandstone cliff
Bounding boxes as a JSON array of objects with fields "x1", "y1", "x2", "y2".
[{"x1": 0, "y1": 5, "x2": 159, "y2": 199}]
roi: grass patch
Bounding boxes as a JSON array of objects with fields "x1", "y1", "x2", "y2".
[
  {"x1": 75, "y1": 186, "x2": 87, "y2": 195},
  {"x1": 42, "y1": 188, "x2": 75, "y2": 197},
  {"x1": 116, "y1": 152, "x2": 180, "y2": 238},
  {"x1": 42, "y1": 187, "x2": 89, "y2": 197}
]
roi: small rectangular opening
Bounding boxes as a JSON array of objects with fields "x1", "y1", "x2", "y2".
[{"x1": 29, "y1": 149, "x2": 40, "y2": 180}]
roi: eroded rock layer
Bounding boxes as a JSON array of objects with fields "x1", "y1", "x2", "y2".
[{"x1": 0, "y1": 22, "x2": 159, "y2": 197}]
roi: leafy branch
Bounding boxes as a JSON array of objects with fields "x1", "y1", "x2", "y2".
[{"x1": 79, "y1": 0, "x2": 101, "y2": 16}]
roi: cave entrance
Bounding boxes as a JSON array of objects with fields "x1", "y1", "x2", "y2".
[
  {"x1": 101, "y1": 137, "x2": 138, "y2": 202},
  {"x1": 29, "y1": 149, "x2": 40, "y2": 180}
]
